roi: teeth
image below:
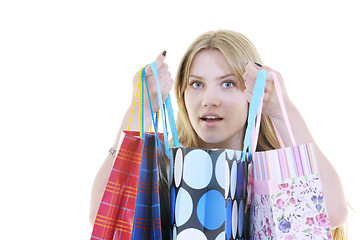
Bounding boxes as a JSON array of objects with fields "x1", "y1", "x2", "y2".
[{"x1": 201, "y1": 116, "x2": 222, "y2": 120}]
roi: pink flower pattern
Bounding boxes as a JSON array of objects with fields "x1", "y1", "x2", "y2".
[
  {"x1": 306, "y1": 217, "x2": 315, "y2": 226},
  {"x1": 276, "y1": 198, "x2": 285, "y2": 209},
  {"x1": 316, "y1": 213, "x2": 330, "y2": 227},
  {"x1": 250, "y1": 174, "x2": 333, "y2": 239},
  {"x1": 279, "y1": 183, "x2": 289, "y2": 190}
]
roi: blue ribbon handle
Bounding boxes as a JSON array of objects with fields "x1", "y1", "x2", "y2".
[
  {"x1": 143, "y1": 67, "x2": 163, "y2": 151},
  {"x1": 241, "y1": 69, "x2": 267, "y2": 162},
  {"x1": 144, "y1": 62, "x2": 179, "y2": 158}
]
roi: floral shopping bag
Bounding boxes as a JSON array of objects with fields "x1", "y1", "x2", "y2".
[
  {"x1": 248, "y1": 72, "x2": 333, "y2": 239},
  {"x1": 249, "y1": 144, "x2": 332, "y2": 239}
]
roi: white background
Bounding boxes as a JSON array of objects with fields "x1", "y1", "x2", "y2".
[{"x1": 1, "y1": 0, "x2": 359, "y2": 239}]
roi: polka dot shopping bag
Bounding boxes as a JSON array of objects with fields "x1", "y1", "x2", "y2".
[
  {"x1": 169, "y1": 70, "x2": 269, "y2": 240},
  {"x1": 170, "y1": 147, "x2": 251, "y2": 239}
]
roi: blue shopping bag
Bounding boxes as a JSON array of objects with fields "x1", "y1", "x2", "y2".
[{"x1": 131, "y1": 132, "x2": 166, "y2": 240}]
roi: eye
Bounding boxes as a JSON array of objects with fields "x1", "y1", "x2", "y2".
[
  {"x1": 189, "y1": 81, "x2": 203, "y2": 89},
  {"x1": 222, "y1": 81, "x2": 235, "y2": 88}
]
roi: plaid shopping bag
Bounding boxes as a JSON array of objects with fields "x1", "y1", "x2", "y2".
[
  {"x1": 132, "y1": 132, "x2": 170, "y2": 240},
  {"x1": 91, "y1": 131, "x2": 144, "y2": 240}
]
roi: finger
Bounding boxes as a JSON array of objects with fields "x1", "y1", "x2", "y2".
[
  {"x1": 258, "y1": 65, "x2": 277, "y2": 84},
  {"x1": 260, "y1": 65, "x2": 274, "y2": 73},
  {"x1": 264, "y1": 80, "x2": 275, "y2": 92},
  {"x1": 157, "y1": 62, "x2": 169, "y2": 79},
  {"x1": 244, "y1": 62, "x2": 258, "y2": 79},
  {"x1": 144, "y1": 64, "x2": 153, "y2": 78},
  {"x1": 149, "y1": 51, "x2": 166, "y2": 77},
  {"x1": 161, "y1": 77, "x2": 174, "y2": 101},
  {"x1": 243, "y1": 88, "x2": 253, "y2": 103},
  {"x1": 262, "y1": 68, "x2": 287, "y2": 96},
  {"x1": 158, "y1": 71, "x2": 172, "y2": 89},
  {"x1": 248, "y1": 62, "x2": 275, "y2": 83},
  {"x1": 145, "y1": 51, "x2": 167, "y2": 77},
  {"x1": 243, "y1": 62, "x2": 259, "y2": 89},
  {"x1": 244, "y1": 80, "x2": 255, "y2": 93},
  {"x1": 155, "y1": 50, "x2": 166, "y2": 66},
  {"x1": 146, "y1": 62, "x2": 171, "y2": 92}
]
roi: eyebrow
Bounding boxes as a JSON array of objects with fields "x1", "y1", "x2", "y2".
[{"x1": 189, "y1": 74, "x2": 236, "y2": 80}]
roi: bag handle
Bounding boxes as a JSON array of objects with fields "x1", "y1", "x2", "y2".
[
  {"x1": 241, "y1": 70, "x2": 267, "y2": 161},
  {"x1": 150, "y1": 61, "x2": 179, "y2": 146},
  {"x1": 271, "y1": 72, "x2": 296, "y2": 145},
  {"x1": 127, "y1": 67, "x2": 146, "y2": 137},
  {"x1": 143, "y1": 62, "x2": 179, "y2": 158},
  {"x1": 143, "y1": 67, "x2": 158, "y2": 134},
  {"x1": 247, "y1": 71, "x2": 297, "y2": 154}
]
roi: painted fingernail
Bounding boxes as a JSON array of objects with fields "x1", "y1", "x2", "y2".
[
  {"x1": 254, "y1": 62, "x2": 262, "y2": 68},
  {"x1": 162, "y1": 50, "x2": 167, "y2": 56}
]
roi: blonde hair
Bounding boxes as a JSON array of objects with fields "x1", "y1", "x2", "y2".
[
  {"x1": 173, "y1": 29, "x2": 346, "y2": 238},
  {"x1": 332, "y1": 223, "x2": 347, "y2": 240}
]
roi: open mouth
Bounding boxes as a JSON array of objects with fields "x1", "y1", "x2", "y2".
[{"x1": 200, "y1": 116, "x2": 224, "y2": 121}]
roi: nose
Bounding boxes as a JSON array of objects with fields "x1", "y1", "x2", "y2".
[{"x1": 201, "y1": 86, "x2": 221, "y2": 107}]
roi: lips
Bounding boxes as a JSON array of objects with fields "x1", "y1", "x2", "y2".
[{"x1": 200, "y1": 112, "x2": 223, "y2": 122}]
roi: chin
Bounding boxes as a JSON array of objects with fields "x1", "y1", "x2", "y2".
[{"x1": 199, "y1": 135, "x2": 226, "y2": 148}]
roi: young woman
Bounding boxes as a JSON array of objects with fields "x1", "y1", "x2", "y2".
[{"x1": 90, "y1": 30, "x2": 348, "y2": 239}]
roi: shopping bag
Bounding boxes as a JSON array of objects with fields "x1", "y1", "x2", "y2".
[
  {"x1": 91, "y1": 63, "x2": 178, "y2": 240},
  {"x1": 90, "y1": 130, "x2": 144, "y2": 240},
  {"x1": 248, "y1": 72, "x2": 333, "y2": 239},
  {"x1": 170, "y1": 147, "x2": 251, "y2": 240},
  {"x1": 168, "y1": 71, "x2": 270, "y2": 240},
  {"x1": 131, "y1": 132, "x2": 164, "y2": 240}
]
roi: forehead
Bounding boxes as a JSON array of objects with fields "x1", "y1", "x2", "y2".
[{"x1": 189, "y1": 49, "x2": 235, "y2": 77}]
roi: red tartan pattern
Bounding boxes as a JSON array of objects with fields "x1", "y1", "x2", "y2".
[{"x1": 91, "y1": 131, "x2": 143, "y2": 240}]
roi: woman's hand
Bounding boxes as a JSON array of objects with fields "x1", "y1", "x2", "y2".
[
  {"x1": 130, "y1": 51, "x2": 174, "y2": 114},
  {"x1": 242, "y1": 62, "x2": 290, "y2": 120}
]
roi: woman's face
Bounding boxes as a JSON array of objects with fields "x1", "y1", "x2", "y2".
[{"x1": 184, "y1": 49, "x2": 248, "y2": 150}]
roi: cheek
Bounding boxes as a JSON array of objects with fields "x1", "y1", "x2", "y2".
[
  {"x1": 184, "y1": 90, "x2": 196, "y2": 108},
  {"x1": 184, "y1": 91, "x2": 190, "y2": 112},
  {"x1": 184, "y1": 91, "x2": 195, "y2": 119},
  {"x1": 231, "y1": 96, "x2": 249, "y2": 121}
]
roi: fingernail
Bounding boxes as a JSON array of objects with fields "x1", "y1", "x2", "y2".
[
  {"x1": 254, "y1": 62, "x2": 262, "y2": 68},
  {"x1": 162, "y1": 50, "x2": 167, "y2": 57}
]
